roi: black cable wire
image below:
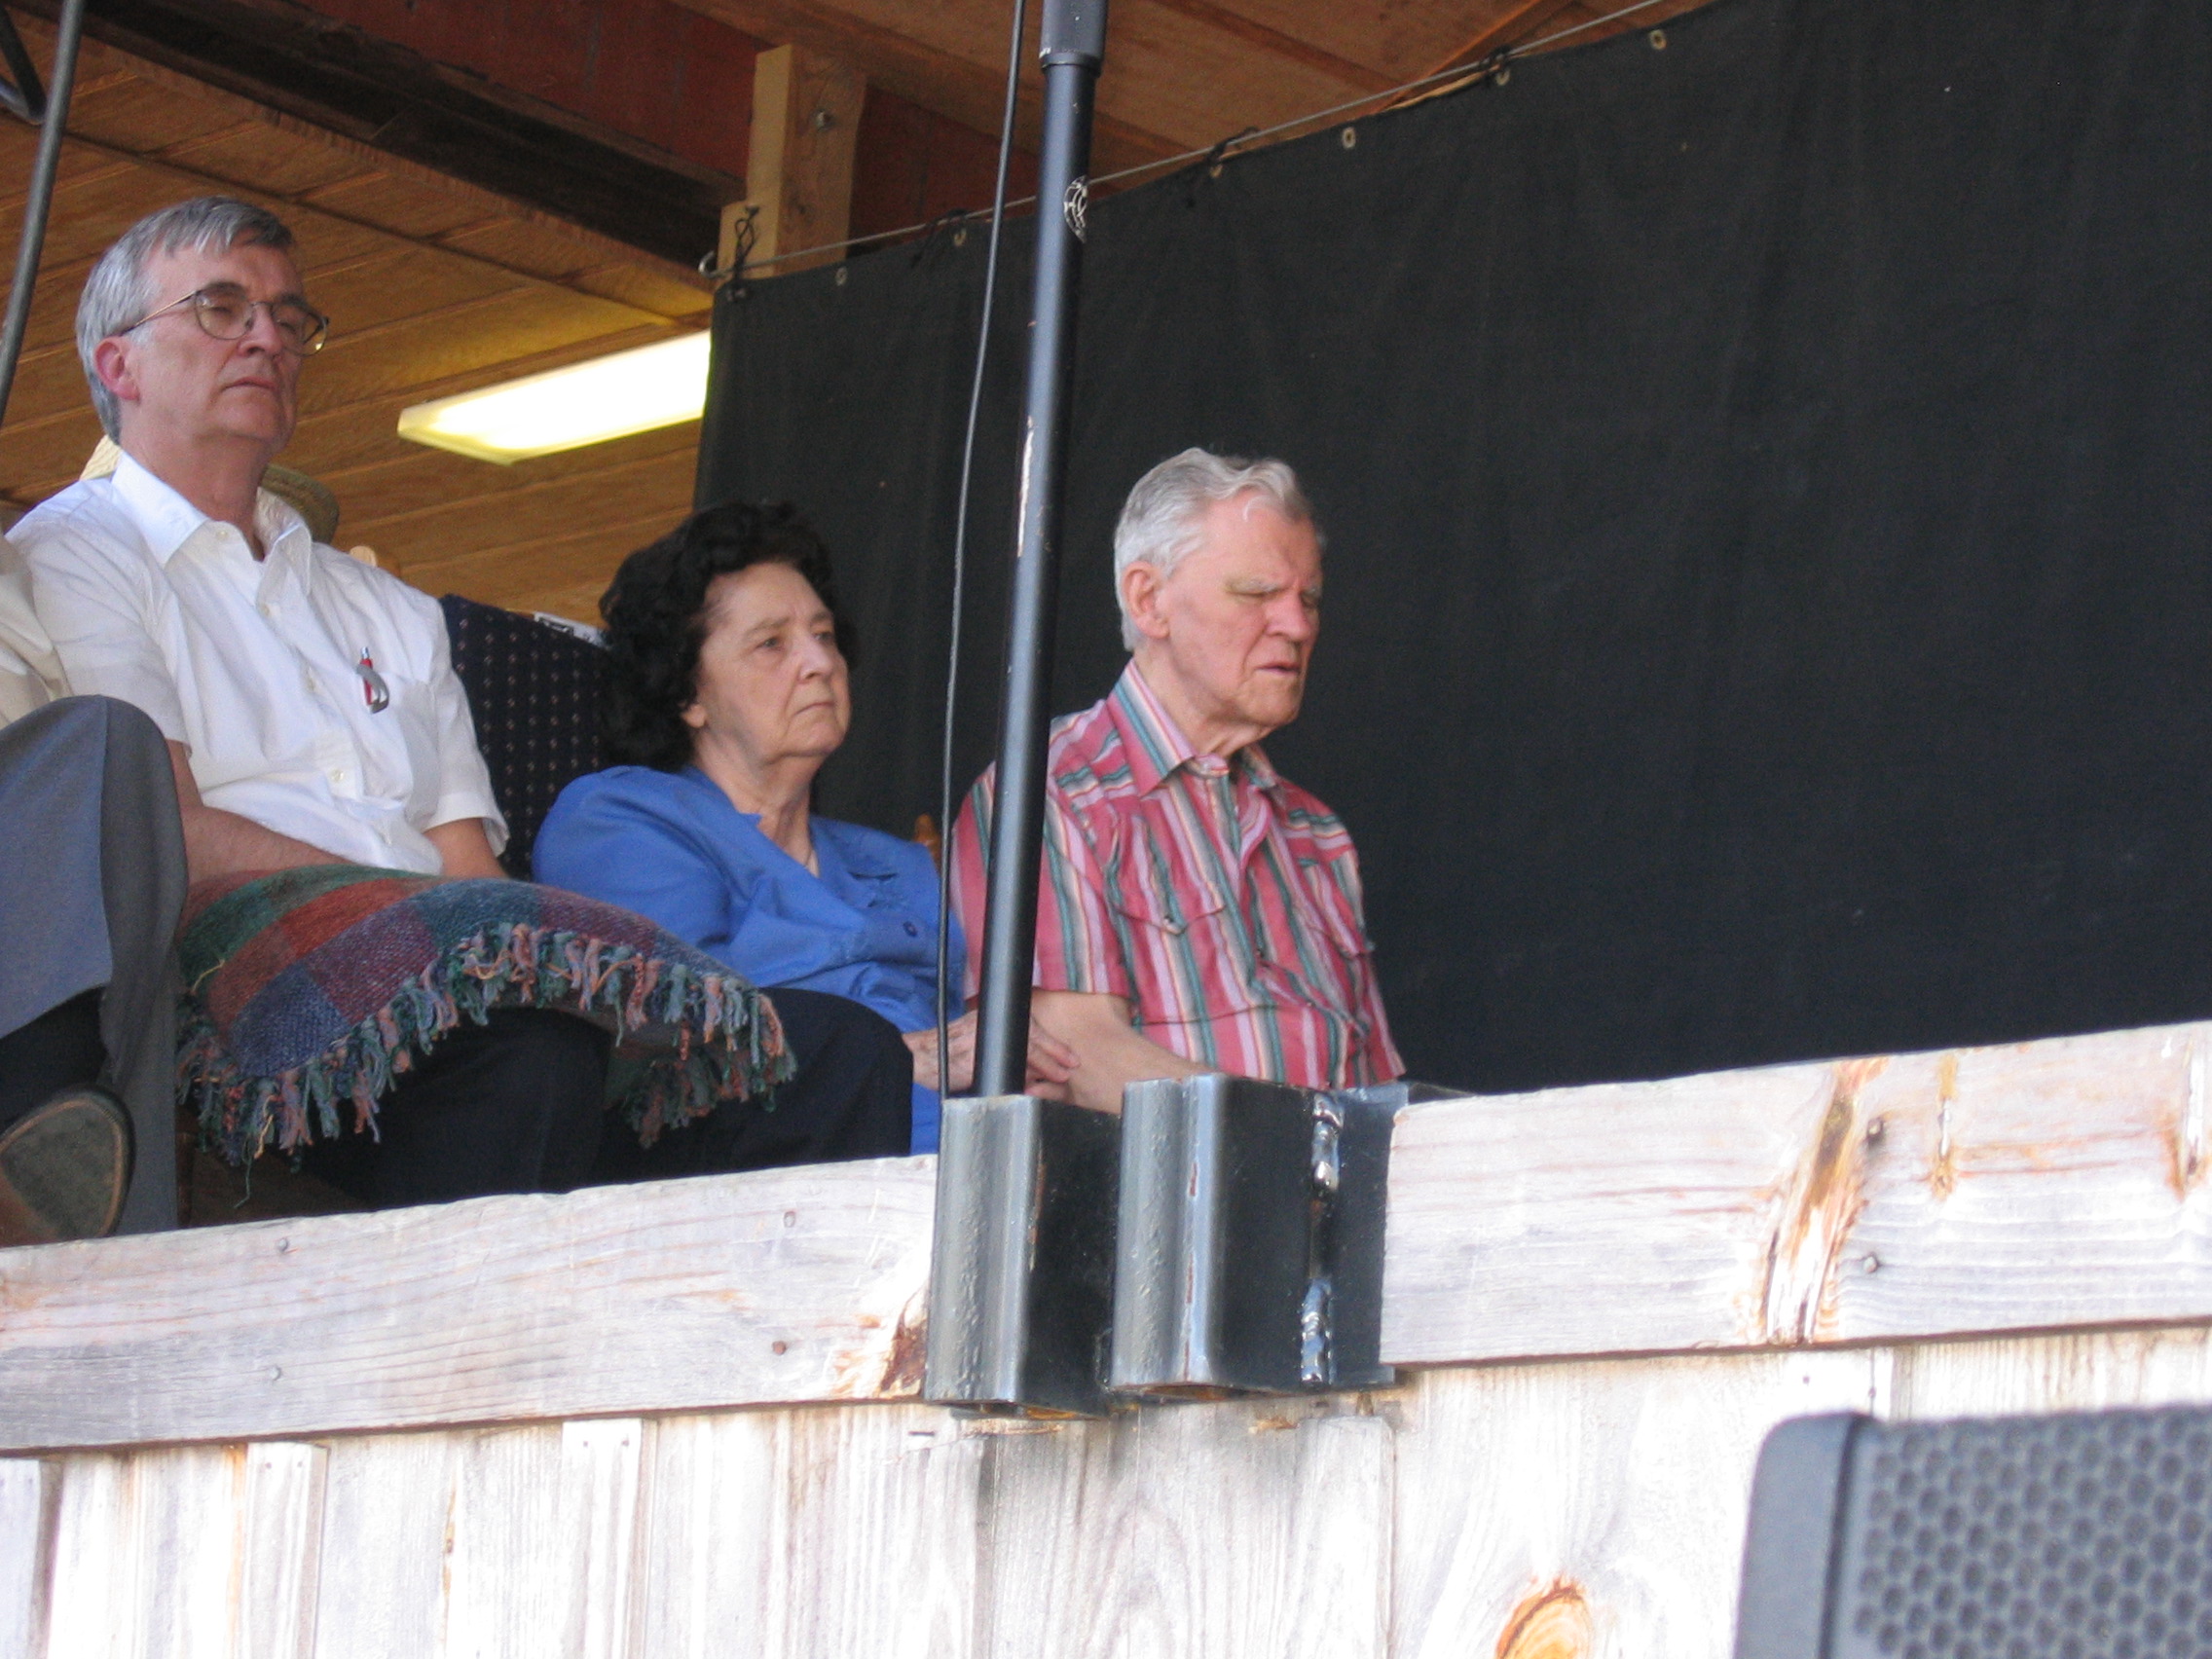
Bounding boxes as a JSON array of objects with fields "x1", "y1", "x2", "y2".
[{"x1": 934, "y1": 0, "x2": 1028, "y2": 1102}]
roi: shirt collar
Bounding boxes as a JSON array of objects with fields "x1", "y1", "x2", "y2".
[
  {"x1": 676, "y1": 766, "x2": 900, "y2": 878},
  {"x1": 111, "y1": 451, "x2": 316, "y2": 579},
  {"x1": 1107, "y1": 660, "x2": 1281, "y2": 795}
]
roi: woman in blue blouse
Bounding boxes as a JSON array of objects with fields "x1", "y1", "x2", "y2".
[{"x1": 535, "y1": 502, "x2": 1071, "y2": 1152}]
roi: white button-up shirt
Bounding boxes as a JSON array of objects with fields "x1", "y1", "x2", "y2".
[
  {"x1": 15, "y1": 454, "x2": 503, "y2": 874},
  {"x1": 0, "y1": 534, "x2": 68, "y2": 729}
]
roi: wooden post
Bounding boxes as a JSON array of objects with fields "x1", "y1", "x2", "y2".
[{"x1": 723, "y1": 44, "x2": 866, "y2": 276}]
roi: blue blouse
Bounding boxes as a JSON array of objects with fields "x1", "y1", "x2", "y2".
[{"x1": 534, "y1": 764, "x2": 964, "y2": 1153}]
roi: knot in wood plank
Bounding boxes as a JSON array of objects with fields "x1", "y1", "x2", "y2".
[
  {"x1": 1494, "y1": 1581, "x2": 1592, "y2": 1659},
  {"x1": 1757, "y1": 1057, "x2": 1885, "y2": 1346}
]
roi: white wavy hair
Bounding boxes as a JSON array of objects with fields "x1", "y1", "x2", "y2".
[
  {"x1": 76, "y1": 197, "x2": 297, "y2": 438},
  {"x1": 1111, "y1": 448, "x2": 1320, "y2": 649}
]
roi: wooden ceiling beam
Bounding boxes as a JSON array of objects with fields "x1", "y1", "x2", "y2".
[
  {"x1": 6, "y1": 0, "x2": 741, "y2": 264},
  {"x1": 1421, "y1": 0, "x2": 1585, "y2": 76},
  {"x1": 1135, "y1": 0, "x2": 1395, "y2": 93},
  {"x1": 669, "y1": 0, "x2": 1184, "y2": 174},
  {"x1": 735, "y1": 43, "x2": 868, "y2": 274},
  {"x1": 33, "y1": 127, "x2": 694, "y2": 326}
]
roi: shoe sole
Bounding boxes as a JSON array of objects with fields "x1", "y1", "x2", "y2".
[{"x1": 0, "y1": 1089, "x2": 133, "y2": 1245}]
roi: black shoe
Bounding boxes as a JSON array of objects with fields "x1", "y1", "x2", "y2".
[{"x1": 0, "y1": 1087, "x2": 133, "y2": 1246}]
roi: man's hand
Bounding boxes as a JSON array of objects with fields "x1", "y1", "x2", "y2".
[
  {"x1": 1028, "y1": 990, "x2": 1207, "y2": 1114},
  {"x1": 903, "y1": 1010, "x2": 1080, "y2": 1097},
  {"x1": 424, "y1": 818, "x2": 506, "y2": 879},
  {"x1": 167, "y1": 741, "x2": 344, "y2": 883}
]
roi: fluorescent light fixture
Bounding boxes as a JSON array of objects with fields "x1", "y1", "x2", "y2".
[{"x1": 395, "y1": 331, "x2": 713, "y2": 463}]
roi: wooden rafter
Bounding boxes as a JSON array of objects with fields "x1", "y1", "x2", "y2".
[
  {"x1": 1420, "y1": 0, "x2": 1585, "y2": 78},
  {"x1": 1137, "y1": 0, "x2": 1396, "y2": 92}
]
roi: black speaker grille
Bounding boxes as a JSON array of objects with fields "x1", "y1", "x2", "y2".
[{"x1": 1836, "y1": 1406, "x2": 2212, "y2": 1659}]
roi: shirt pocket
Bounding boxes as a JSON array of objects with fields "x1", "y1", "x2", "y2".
[
  {"x1": 1297, "y1": 854, "x2": 1375, "y2": 963},
  {"x1": 1103, "y1": 838, "x2": 1265, "y2": 1014}
]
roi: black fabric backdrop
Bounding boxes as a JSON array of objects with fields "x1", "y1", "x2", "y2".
[{"x1": 695, "y1": 0, "x2": 2212, "y2": 1093}]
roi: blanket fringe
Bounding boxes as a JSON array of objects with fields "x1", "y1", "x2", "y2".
[{"x1": 180, "y1": 921, "x2": 792, "y2": 1165}]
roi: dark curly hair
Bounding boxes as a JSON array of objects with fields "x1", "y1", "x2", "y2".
[{"x1": 599, "y1": 500, "x2": 852, "y2": 770}]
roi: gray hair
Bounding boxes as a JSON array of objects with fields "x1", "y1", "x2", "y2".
[
  {"x1": 76, "y1": 197, "x2": 297, "y2": 437},
  {"x1": 1111, "y1": 448, "x2": 1320, "y2": 649}
]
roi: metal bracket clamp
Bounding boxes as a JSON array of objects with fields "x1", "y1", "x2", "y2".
[
  {"x1": 922, "y1": 1093, "x2": 1121, "y2": 1417},
  {"x1": 1109, "y1": 1076, "x2": 1431, "y2": 1396}
]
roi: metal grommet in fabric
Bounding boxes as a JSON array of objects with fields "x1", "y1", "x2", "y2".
[
  {"x1": 1493, "y1": 63, "x2": 1511, "y2": 85},
  {"x1": 834, "y1": 266, "x2": 849, "y2": 285},
  {"x1": 1340, "y1": 126, "x2": 1357, "y2": 149},
  {"x1": 1649, "y1": 27, "x2": 1668, "y2": 48}
]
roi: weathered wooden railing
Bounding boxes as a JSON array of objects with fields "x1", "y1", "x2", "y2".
[{"x1": 9, "y1": 1019, "x2": 2212, "y2": 1656}]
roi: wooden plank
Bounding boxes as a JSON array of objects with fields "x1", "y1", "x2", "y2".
[
  {"x1": 1146, "y1": 0, "x2": 1479, "y2": 81},
  {"x1": 298, "y1": 288, "x2": 661, "y2": 414},
  {"x1": 674, "y1": 0, "x2": 1180, "y2": 177},
  {"x1": 396, "y1": 505, "x2": 694, "y2": 603},
  {"x1": 155, "y1": 120, "x2": 369, "y2": 199},
  {"x1": 436, "y1": 220, "x2": 712, "y2": 318},
  {"x1": 776, "y1": 1407, "x2": 982, "y2": 1658},
  {"x1": 238, "y1": 1443, "x2": 329, "y2": 1659},
  {"x1": 741, "y1": 44, "x2": 867, "y2": 275},
  {"x1": 315, "y1": 1422, "x2": 648, "y2": 1659},
  {"x1": 971, "y1": 1398, "x2": 1393, "y2": 1658},
  {"x1": 439, "y1": 1425, "x2": 571, "y2": 1655},
  {"x1": 60, "y1": 72, "x2": 251, "y2": 155},
  {"x1": 42, "y1": 1455, "x2": 141, "y2": 1659},
  {"x1": 1389, "y1": 1349, "x2": 1881, "y2": 1659},
  {"x1": 43, "y1": 1445, "x2": 249, "y2": 1659},
  {"x1": 347, "y1": 445, "x2": 699, "y2": 568},
  {"x1": 1135, "y1": 0, "x2": 1395, "y2": 92},
  {"x1": 637, "y1": 1404, "x2": 982, "y2": 1658},
  {"x1": 0, "y1": 1159, "x2": 936, "y2": 1453},
  {"x1": 324, "y1": 418, "x2": 700, "y2": 531},
  {"x1": 1889, "y1": 1324, "x2": 2212, "y2": 1421},
  {"x1": 559, "y1": 1419, "x2": 649, "y2": 1659},
  {"x1": 633, "y1": 1409, "x2": 783, "y2": 1655},
  {"x1": 311, "y1": 1430, "x2": 463, "y2": 1659},
  {"x1": 1382, "y1": 1020, "x2": 2212, "y2": 1369},
  {"x1": 304, "y1": 245, "x2": 531, "y2": 341},
  {"x1": 0, "y1": 1457, "x2": 56, "y2": 1659},
  {"x1": 29, "y1": 1326, "x2": 2212, "y2": 1656}
]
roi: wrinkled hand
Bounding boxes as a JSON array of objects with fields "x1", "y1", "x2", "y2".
[
  {"x1": 902, "y1": 1012, "x2": 1081, "y2": 1098},
  {"x1": 1024, "y1": 1019, "x2": 1078, "y2": 1099},
  {"x1": 903, "y1": 1012, "x2": 977, "y2": 1092}
]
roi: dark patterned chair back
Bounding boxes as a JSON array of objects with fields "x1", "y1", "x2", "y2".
[{"x1": 439, "y1": 595, "x2": 608, "y2": 879}]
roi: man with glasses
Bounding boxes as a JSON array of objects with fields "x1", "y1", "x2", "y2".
[{"x1": 10, "y1": 197, "x2": 612, "y2": 1211}]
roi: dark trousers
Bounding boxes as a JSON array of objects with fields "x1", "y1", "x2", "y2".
[
  {"x1": 590, "y1": 986, "x2": 914, "y2": 1183},
  {"x1": 0, "y1": 697, "x2": 187, "y2": 1232},
  {"x1": 305, "y1": 988, "x2": 913, "y2": 1206},
  {"x1": 0, "y1": 989, "x2": 105, "y2": 1134}
]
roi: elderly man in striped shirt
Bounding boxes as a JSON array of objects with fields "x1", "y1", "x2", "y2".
[{"x1": 949, "y1": 448, "x2": 1403, "y2": 1112}]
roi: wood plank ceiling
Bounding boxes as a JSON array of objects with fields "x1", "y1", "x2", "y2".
[
  {"x1": 2, "y1": 0, "x2": 1712, "y2": 623},
  {"x1": 678, "y1": 0, "x2": 1715, "y2": 178}
]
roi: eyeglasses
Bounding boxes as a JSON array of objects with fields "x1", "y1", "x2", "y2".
[{"x1": 123, "y1": 285, "x2": 331, "y2": 355}]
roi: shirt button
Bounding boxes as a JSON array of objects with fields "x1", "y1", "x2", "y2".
[
  {"x1": 258, "y1": 602, "x2": 274, "y2": 617},
  {"x1": 904, "y1": 922, "x2": 919, "y2": 937}
]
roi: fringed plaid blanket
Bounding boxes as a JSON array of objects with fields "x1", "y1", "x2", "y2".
[{"x1": 178, "y1": 866, "x2": 792, "y2": 1163}]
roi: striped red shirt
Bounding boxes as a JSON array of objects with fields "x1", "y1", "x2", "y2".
[{"x1": 949, "y1": 662, "x2": 1402, "y2": 1088}]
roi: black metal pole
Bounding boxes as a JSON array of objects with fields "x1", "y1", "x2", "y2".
[
  {"x1": 972, "y1": 0, "x2": 1108, "y2": 1098},
  {"x1": 0, "y1": 0, "x2": 89, "y2": 430}
]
